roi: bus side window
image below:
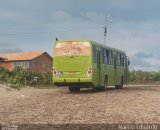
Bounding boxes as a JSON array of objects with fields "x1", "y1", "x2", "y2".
[
  {"x1": 120, "y1": 53, "x2": 122, "y2": 66},
  {"x1": 93, "y1": 46, "x2": 97, "y2": 63},
  {"x1": 122, "y1": 55, "x2": 125, "y2": 67},
  {"x1": 120, "y1": 54, "x2": 125, "y2": 67},
  {"x1": 102, "y1": 48, "x2": 105, "y2": 64},
  {"x1": 102, "y1": 49, "x2": 113, "y2": 65},
  {"x1": 109, "y1": 50, "x2": 113, "y2": 64},
  {"x1": 106, "y1": 49, "x2": 109, "y2": 64},
  {"x1": 111, "y1": 51, "x2": 113, "y2": 64},
  {"x1": 117, "y1": 53, "x2": 120, "y2": 66},
  {"x1": 103, "y1": 49, "x2": 108, "y2": 64},
  {"x1": 119, "y1": 53, "x2": 121, "y2": 66}
]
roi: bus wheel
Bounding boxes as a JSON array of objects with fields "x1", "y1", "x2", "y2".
[
  {"x1": 115, "y1": 77, "x2": 123, "y2": 89},
  {"x1": 104, "y1": 76, "x2": 108, "y2": 90},
  {"x1": 69, "y1": 86, "x2": 80, "y2": 92},
  {"x1": 94, "y1": 87, "x2": 105, "y2": 91}
]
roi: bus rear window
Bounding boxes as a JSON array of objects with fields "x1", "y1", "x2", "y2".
[{"x1": 54, "y1": 42, "x2": 91, "y2": 56}]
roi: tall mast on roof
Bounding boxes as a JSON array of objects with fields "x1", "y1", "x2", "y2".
[
  {"x1": 104, "y1": 15, "x2": 107, "y2": 46},
  {"x1": 104, "y1": 15, "x2": 112, "y2": 46}
]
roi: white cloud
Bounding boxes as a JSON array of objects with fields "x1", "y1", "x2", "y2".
[
  {"x1": 104, "y1": 20, "x2": 160, "y2": 71},
  {"x1": 0, "y1": 42, "x2": 23, "y2": 54},
  {"x1": 80, "y1": 12, "x2": 104, "y2": 23},
  {"x1": 51, "y1": 11, "x2": 73, "y2": 22},
  {"x1": 108, "y1": 21, "x2": 160, "y2": 55},
  {"x1": 0, "y1": 0, "x2": 160, "y2": 71}
]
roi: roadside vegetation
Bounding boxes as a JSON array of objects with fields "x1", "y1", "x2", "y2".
[
  {"x1": 0, "y1": 67, "x2": 53, "y2": 89},
  {"x1": 129, "y1": 70, "x2": 160, "y2": 84},
  {"x1": 1, "y1": 67, "x2": 160, "y2": 89}
]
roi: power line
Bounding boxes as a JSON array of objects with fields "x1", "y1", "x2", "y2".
[
  {"x1": 109, "y1": 26, "x2": 160, "y2": 32},
  {"x1": 0, "y1": 27, "x2": 103, "y2": 37},
  {"x1": 1, "y1": 26, "x2": 160, "y2": 37},
  {"x1": 0, "y1": 32, "x2": 54, "y2": 36}
]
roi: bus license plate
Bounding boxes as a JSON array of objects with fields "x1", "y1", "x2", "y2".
[{"x1": 69, "y1": 72, "x2": 76, "y2": 75}]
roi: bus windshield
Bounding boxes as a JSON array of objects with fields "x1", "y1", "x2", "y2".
[{"x1": 54, "y1": 41, "x2": 91, "y2": 56}]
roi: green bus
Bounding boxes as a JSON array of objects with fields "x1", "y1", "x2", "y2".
[{"x1": 53, "y1": 40, "x2": 129, "y2": 92}]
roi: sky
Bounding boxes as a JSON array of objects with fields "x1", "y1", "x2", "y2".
[{"x1": 0, "y1": 0, "x2": 160, "y2": 71}]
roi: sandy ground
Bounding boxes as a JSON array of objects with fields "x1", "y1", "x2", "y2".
[{"x1": 0, "y1": 84, "x2": 160, "y2": 129}]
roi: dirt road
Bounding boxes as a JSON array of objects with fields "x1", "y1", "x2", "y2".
[{"x1": 0, "y1": 84, "x2": 160, "y2": 125}]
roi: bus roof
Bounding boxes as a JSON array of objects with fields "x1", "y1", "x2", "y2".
[
  {"x1": 55, "y1": 40, "x2": 126, "y2": 54},
  {"x1": 91, "y1": 41, "x2": 126, "y2": 54}
]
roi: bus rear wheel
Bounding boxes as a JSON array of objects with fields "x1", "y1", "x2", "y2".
[
  {"x1": 115, "y1": 77, "x2": 123, "y2": 89},
  {"x1": 94, "y1": 77, "x2": 108, "y2": 91},
  {"x1": 69, "y1": 86, "x2": 80, "y2": 92},
  {"x1": 104, "y1": 76, "x2": 108, "y2": 90},
  {"x1": 94, "y1": 87, "x2": 105, "y2": 91}
]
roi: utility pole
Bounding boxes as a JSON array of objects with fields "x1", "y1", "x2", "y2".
[
  {"x1": 104, "y1": 15, "x2": 107, "y2": 46},
  {"x1": 104, "y1": 15, "x2": 112, "y2": 46}
]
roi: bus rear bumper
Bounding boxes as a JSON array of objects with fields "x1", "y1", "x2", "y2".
[{"x1": 53, "y1": 78, "x2": 93, "y2": 87}]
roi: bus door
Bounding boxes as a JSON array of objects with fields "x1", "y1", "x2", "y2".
[
  {"x1": 96, "y1": 51, "x2": 101, "y2": 86},
  {"x1": 114, "y1": 55, "x2": 118, "y2": 84},
  {"x1": 125, "y1": 57, "x2": 130, "y2": 83}
]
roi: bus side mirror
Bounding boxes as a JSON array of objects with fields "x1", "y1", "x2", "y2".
[{"x1": 128, "y1": 60, "x2": 130, "y2": 65}]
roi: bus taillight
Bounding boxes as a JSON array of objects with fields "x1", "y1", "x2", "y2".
[
  {"x1": 86, "y1": 67, "x2": 92, "y2": 77},
  {"x1": 52, "y1": 67, "x2": 57, "y2": 76}
]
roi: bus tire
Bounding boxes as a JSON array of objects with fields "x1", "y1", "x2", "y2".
[
  {"x1": 115, "y1": 76, "x2": 123, "y2": 89},
  {"x1": 69, "y1": 86, "x2": 80, "y2": 92},
  {"x1": 104, "y1": 76, "x2": 108, "y2": 90},
  {"x1": 94, "y1": 87, "x2": 105, "y2": 91},
  {"x1": 95, "y1": 76, "x2": 108, "y2": 91}
]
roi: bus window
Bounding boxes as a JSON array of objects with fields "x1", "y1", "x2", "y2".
[
  {"x1": 121, "y1": 54, "x2": 125, "y2": 67},
  {"x1": 102, "y1": 48, "x2": 105, "y2": 64},
  {"x1": 109, "y1": 51, "x2": 113, "y2": 64},
  {"x1": 106, "y1": 50, "x2": 109, "y2": 64},
  {"x1": 102, "y1": 49, "x2": 113, "y2": 65},
  {"x1": 102, "y1": 49, "x2": 105, "y2": 64},
  {"x1": 119, "y1": 54, "x2": 125, "y2": 67},
  {"x1": 102, "y1": 48, "x2": 107, "y2": 64},
  {"x1": 117, "y1": 53, "x2": 120, "y2": 66}
]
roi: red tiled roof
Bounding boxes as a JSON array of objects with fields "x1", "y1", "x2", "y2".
[{"x1": 0, "y1": 51, "x2": 47, "y2": 61}]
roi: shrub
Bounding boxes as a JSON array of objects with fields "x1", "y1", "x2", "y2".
[
  {"x1": 129, "y1": 70, "x2": 160, "y2": 82},
  {"x1": 0, "y1": 67, "x2": 53, "y2": 88},
  {"x1": 0, "y1": 67, "x2": 10, "y2": 82}
]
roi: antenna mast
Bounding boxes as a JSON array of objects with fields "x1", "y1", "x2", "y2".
[{"x1": 104, "y1": 15, "x2": 107, "y2": 46}]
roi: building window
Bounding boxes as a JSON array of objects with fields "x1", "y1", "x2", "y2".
[
  {"x1": 14, "y1": 61, "x2": 29, "y2": 68},
  {"x1": 41, "y1": 61, "x2": 46, "y2": 68},
  {"x1": 30, "y1": 61, "x2": 35, "y2": 68}
]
